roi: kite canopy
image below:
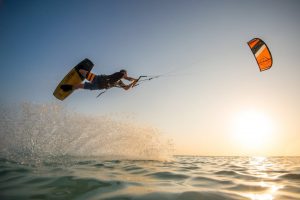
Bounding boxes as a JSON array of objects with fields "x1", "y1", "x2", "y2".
[{"x1": 247, "y1": 38, "x2": 273, "y2": 71}]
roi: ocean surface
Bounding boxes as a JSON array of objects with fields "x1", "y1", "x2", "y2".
[
  {"x1": 1, "y1": 156, "x2": 300, "y2": 200},
  {"x1": 1, "y1": 104, "x2": 300, "y2": 199}
]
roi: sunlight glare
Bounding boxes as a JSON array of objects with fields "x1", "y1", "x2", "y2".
[{"x1": 232, "y1": 110, "x2": 274, "y2": 151}]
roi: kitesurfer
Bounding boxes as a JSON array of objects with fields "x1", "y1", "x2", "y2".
[{"x1": 60, "y1": 69, "x2": 138, "y2": 92}]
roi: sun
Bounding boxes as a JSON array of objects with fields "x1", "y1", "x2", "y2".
[{"x1": 231, "y1": 110, "x2": 274, "y2": 151}]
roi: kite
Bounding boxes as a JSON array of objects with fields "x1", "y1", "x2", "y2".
[{"x1": 247, "y1": 38, "x2": 273, "y2": 71}]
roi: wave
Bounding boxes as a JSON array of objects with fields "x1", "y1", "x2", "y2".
[
  {"x1": 215, "y1": 170, "x2": 239, "y2": 176},
  {"x1": 176, "y1": 191, "x2": 248, "y2": 200},
  {"x1": 215, "y1": 170, "x2": 260, "y2": 180},
  {"x1": 279, "y1": 173, "x2": 300, "y2": 180},
  {"x1": 146, "y1": 171, "x2": 189, "y2": 180},
  {"x1": 2, "y1": 174, "x2": 126, "y2": 200},
  {"x1": 191, "y1": 176, "x2": 234, "y2": 185},
  {"x1": 227, "y1": 183, "x2": 269, "y2": 192},
  {"x1": 0, "y1": 103, "x2": 173, "y2": 164},
  {"x1": 104, "y1": 191, "x2": 248, "y2": 200}
]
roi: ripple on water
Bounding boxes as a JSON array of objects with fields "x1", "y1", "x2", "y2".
[
  {"x1": 146, "y1": 171, "x2": 189, "y2": 180},
  {"x1": 215, "y1": 170, "x2": 260, "y2": 180},
  {"x1": 279, "y1": 173, "x2": 300, "y2": 181},
  {"x1": 281, "y1": 185, "x2": 300, "y2": 193},
  {"x1": 101, "y1": 191, "x2": 248, "y2": 200},
  {"x1": 43, "y1": 176, "x2": 125, "y2": 199},
  {"x1": 226, "y1": 183, "x2": 269, "y2": 192},
  {"x1": 176, "y1": 191, "x2": 248, "y2": 200},
  {"x1": 191, "y1": 176, "x2": 234, "y2": 187},
  {"x1": 94, "y1": 163, "x2": 105, "y2": 167},
  {"x1": 123, "y1": 165, "x2": 144, "y2": 171}
]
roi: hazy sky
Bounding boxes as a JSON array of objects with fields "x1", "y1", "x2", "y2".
[{"x1": 1, "y1": 0, "x2": 299, "y2": 156}]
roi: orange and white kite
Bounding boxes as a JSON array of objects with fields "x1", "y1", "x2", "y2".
[{"x1": 247, "y1": 38, "x2": 273, "y2": 71}]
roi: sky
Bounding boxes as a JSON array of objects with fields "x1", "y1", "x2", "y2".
[{"x1": 0, "y1": 0, "x2": 300, "y2": 156}]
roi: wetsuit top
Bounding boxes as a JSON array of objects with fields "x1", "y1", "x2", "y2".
[
  {"x1": 106, "y1": 72, "x2": 125, "y2": 86},
  {"x1": 83, "y1": 71, "x2": 125, "y2": 90}
]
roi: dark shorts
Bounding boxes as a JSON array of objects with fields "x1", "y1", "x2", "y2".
[{"x1": 83, "y1": 75, "x2": 107, "y2": 90}]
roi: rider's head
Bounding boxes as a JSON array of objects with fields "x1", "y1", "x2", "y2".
[{"x1": 120, "y1": 69, "x2": 127, "y2": 77}]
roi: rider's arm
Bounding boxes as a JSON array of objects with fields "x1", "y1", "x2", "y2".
[
  {"x1": 124, "y1": 77, "x2": 136, "y2": 82},
  {"x1": 117, "y1": 80, "x2": 137, "y2": 90},
  {"x1": 124, "y1": 75, "x2": 138, "y2": 82}
]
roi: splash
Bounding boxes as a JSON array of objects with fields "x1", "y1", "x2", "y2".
[{"x1": 0, "y1": 103, "x2": 173, "y2": 164}]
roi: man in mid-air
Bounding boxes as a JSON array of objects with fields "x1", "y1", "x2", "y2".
[{"x1": 61, "y1": 69, "x2": 138, "y2": 92}]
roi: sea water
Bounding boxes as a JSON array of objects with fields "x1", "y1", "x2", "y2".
[
  {"x1": 1, "y1": 104, "x2": 300, "y2": 200},
  {"x1": 1, "y1": 156, "x2": 300, "y2": 200}
]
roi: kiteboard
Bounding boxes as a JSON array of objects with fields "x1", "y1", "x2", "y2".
[{"x1": 53, "y1": 58, "x2": 94, "y2": 101}]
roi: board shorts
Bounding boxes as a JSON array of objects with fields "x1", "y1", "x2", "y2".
[{"x1": 83, "y1": 75, "x2": 107, "y2": 90}]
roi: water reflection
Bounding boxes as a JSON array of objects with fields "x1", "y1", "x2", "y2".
[{"x1": 242, "y1": 157, "x2": 285, "y2": 200}]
